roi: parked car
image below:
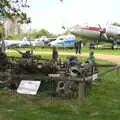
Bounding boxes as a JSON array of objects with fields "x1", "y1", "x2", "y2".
[{"x1": 49, "y1": 34, "x2": 76, "y2": 47}]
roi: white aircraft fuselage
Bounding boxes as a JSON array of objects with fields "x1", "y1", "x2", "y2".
[{"x1": 69, "y1": 25, "x2": 120, "y2": 41}]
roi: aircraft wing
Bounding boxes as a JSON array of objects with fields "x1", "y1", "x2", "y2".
[
  {"x1": 47, "y1": 38, "x2": 56, "y2": 42},
  {"x1": 4, "y1": 40, "x2": 21, "y2": 47}
]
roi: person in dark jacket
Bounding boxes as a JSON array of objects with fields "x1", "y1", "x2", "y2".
[
  {"x1": 74, "y1": 40, "x2": 82, "y2": 54},
  {"x1": 52, "y1": 46, "x2": 58, "y2": 61}
]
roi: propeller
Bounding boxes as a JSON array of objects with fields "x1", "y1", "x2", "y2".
[
  {"x1": 61, "y1": 26, "x2": 66, "y2": 30},
  {"x1": 61, "y1": 26, "x2": 71, "y2": 34},
  {"x1": 98, "y1": 24, "x2": 108, "y2": 41},
  {"x1": 61, "y1": 25, "x2": 78, "y2": 34}
]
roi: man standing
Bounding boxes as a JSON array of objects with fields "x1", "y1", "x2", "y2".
[{"x1": 74, "y1": 40, "x2": 82, "y2": 54}]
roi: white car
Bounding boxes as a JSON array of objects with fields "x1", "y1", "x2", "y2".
[{"x1": 49, "y1": 34, "x2": 76, "y2": 47}]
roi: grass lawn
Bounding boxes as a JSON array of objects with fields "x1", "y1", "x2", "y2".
[
  {"x1": 6, "y1": 47, "x2": 120, "y2": 55},
  {"x1": 0, "y1": 53, "x2": 120, "y2": 120},
  {"x1": 6, "y1": 51, "x2": 116, "y2": 64}
]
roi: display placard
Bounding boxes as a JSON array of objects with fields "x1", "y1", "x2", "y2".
[{"x1": 17, "y1": 80, "x2": 41, "y2": 95}]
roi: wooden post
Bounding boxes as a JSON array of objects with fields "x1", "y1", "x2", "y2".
[{"x1": 78, "y1": 82, "x2": 85, "y2": 104}]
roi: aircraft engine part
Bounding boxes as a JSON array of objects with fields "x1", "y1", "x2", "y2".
[
  {"x1": 0, "y1": 69, "x2": 13, "y2": 88},
  {"x1": 69, "y1": 66, "x2": 80, "y2": 77},
  {"x1": 41, "y1": 62, "x2": 58, "y2": 75},
  {"x1": 68, "y1": 55, "x2": 77, "y2": 62},
  {"x1": 69, "y1": 60, "x2": 81, "y2": 67},
  {"x1": 56, "y1": 81, "x2": 79, "y2": 98},
  {"x1": 37, "y1": 64, "x2": 43, "y2": 69},
  {"x1": 18, "y1": 58, "x2": 41, "y2": 73},
  {"x1": 56, "y1": 81, "x2": 73, "y2": 97},
  {"x1": 67, "y1": 56, "x2": 81, "y2": 68},
  {"x1": 56, "y1": 81, "x2": 65, "y2": 91},
  {"x1": 83, "y1": 60, "x2": 97, "y2": 75},
  {"x1": 0, "y1": 53, "x2": 9, "y2": 71}
]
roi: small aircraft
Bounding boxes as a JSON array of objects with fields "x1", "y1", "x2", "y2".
[
  {"x1": 36, "y1": 36, "x2": 56, "y2": 43},
  {"x1": 19, "y1": 36, "x2": 56, "y2": 47},
  {"x1": 32, "y1": 36, "x2": 56, "y2": 47},
  {"x1": 69, "y1": 24, "x2": 120, "y2": 43},
  {"x1": 4, "y1": 39, "x2": 21, "y2": 48},
  {"x1": 4, "y1": 37, "x2": 33, "y2": 48},
  {"x1": 3, "y1": 36, "x2": 56, "y2": 48},
  {"x1": 49, "y1": 34, "x2": 76, "y2": 47},
  {"x1": 18, "y1": 37, "x2": 36, "y2": 47}
]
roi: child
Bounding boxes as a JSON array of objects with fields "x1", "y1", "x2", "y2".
[{"x1": 87, "y1": 50, "x2": 95, "y2": 62}]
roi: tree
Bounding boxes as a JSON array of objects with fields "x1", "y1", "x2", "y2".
[
  {"x1": 0, "y1": 22, "x2": 4, "y2": 38},
  {"x1": 0, "y1": 0, "x2": 30, "y2": 23},
  {"x1": 112, "y1": 22, "x2": 120, "y2": 27},
  {"x1": 6, "y1": 28, "x2": 56, "y2": 39},
  {"x1": 32, "y1": 29, "x2": 56, "y2": 38}
]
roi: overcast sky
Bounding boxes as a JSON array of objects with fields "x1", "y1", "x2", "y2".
[{"x1": 25, "y1": 0, "x2": 120, "y2": 34}]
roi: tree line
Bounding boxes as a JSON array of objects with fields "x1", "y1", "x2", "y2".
[{"x1": 3, "y1": 28, "x2": 57, "y2": 40}]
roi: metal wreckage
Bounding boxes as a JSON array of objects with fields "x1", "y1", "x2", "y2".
[{"x1": 0, "y1": 46, "x2": 120, "y2": 98}]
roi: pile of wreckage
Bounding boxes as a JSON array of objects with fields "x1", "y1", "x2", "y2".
[{"x1": 0, "y1": 47, "x2": 119, "y2": 98}]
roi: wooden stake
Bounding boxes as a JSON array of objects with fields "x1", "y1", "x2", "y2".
[{"x1": 78, "y1": 82, "x2": 85, "y2": 104}]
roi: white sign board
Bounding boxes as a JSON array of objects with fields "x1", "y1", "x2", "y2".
[{"x1": 17, "y1": 80, "x2": 41, "y2": 95}]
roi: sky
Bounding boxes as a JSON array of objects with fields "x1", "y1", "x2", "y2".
[{"x1": 24, "y1": 0, "x2": 120, "y2": 34}]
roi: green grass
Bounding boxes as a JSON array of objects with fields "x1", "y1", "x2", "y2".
[
  {"x1": 0, "y1": 70, "x2": 120, "y2": 120},
  {"x1": 6, "y1": 50, "x2": 115, "y2": 64},
  {"x1": 7, "y1": 47, "x2": 120, "y2": 55},
  {"x1": 0, "y1": 52, "x2": 120, "y2": 120}
]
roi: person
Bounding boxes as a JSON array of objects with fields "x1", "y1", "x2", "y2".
[
  {"x1": 87, "y1": 50, "x2": 95, "y2": 62},
  {"x1": 114, "y1": 41, "x2": 118, "y2": 50},
  {"x1": 111, "y1": 41, "x2": 114, "y2": 50},
  {"x1": 112, "y1": 41, "x2": 118, "y2": 50},
  {"x1": 74, "y1": 40, "x2": 82, "y2": 54},
  {"x1": 87, "y1": 50, "x2": 98, "y2": 73},
  {"x1": 52, "y1": 46, "x2": 58, "y2": 61}
]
